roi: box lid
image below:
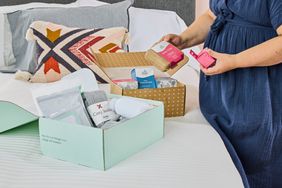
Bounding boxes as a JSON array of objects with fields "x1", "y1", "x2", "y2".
[{"x1": 0, "y1": 101, "x2": 38, "y2": 133}]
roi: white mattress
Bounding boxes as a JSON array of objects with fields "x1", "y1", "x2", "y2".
[
  {"x1": 0, "y1": 120, "x2": 243, "y2": 188},
  {"x1": 0, "y1": 73, "x2": 243, "y2": 188}
]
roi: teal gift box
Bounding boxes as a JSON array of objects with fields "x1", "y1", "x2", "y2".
[
  {"x1": 39, "y1": 97, "x2": 164, "y2": 170},
  {"x1": 0, "y1": 96, "x2": 164, "y2": 171}
]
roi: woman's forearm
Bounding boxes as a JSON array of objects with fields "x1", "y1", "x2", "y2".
[
  {"x1": 180, "y1": 10, "x2": 216, "y2": 48},
  {"x1": 236, "y1": 31, "x2": 282, "y2": 68}
]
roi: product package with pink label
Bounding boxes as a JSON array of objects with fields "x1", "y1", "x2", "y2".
[
  {"x1": 145, "y1": 41, "x2": 185, "y2": 71},
  {"x1": 156, "y1": 42, "x2": 184, "y2": 67},
  {"x1": 190, "y1": 49, "x2": 216, "y2": 69}
]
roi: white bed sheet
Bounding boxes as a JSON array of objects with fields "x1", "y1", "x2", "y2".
[
  {"x1": 0, "y1": 119, "x2": 243, "y2": 188},
  {"x1": 0, "y1": 73, "x2": 243, "y2": 188}
]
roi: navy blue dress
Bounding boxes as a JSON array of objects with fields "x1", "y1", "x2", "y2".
[{"x1": 200, "y1": 0, "x2": 282, "y2": 187}]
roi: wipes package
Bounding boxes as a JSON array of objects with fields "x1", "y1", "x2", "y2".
[
  {"x1": 33, "y1": 85, "x2": 92, "y2": 126},
  {"x1": 31, "y1": 69, "x2": 100, "y2": 126},
  {"x1": 131, "y1": 68, "x2": 157, "y2": 89},
  {"x1": 156, "y1": 77, "x2": 178, "y2": 88}
]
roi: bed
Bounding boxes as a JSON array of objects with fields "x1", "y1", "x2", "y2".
[{"x1": 0, "y1": 0, "x2": 244, "y2": 187}]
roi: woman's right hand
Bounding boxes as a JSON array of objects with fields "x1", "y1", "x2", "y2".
[{"x1": 160, "y1": 34, "x2": 188, "y2": 50}]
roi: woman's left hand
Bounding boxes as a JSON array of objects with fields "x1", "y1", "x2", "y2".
[{"x1": 201, "y1": 49, "x2": 238, "y2": 75}]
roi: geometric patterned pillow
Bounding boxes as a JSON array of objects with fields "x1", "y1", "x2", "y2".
[{"x1": 26, "y1": 21, "x2": 128, "y2": 83}]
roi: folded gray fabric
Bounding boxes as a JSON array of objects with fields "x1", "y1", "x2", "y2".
[{"x1": 4, "y1": 0, "x2": 133, "y2": 73}]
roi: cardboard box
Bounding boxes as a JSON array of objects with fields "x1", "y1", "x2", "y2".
[
  {"x1": 39, "y1": 96, "x2": 164, "y2": 170},
  {"x1": 93, "y1": 52, "x2": 188, "y2": 117}
]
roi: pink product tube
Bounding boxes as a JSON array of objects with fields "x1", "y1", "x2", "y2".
[{"x1": 190, "y1": 49, "x2": 216, "y2": 69}]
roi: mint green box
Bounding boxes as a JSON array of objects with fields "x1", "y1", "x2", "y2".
[{"x1": 39, "y1": 98, "x2": 164, "y2": 170}]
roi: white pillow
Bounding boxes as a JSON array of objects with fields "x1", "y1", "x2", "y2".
[
  {"x1": 0, "y1": 2, "x2": 78, "y2": 69},
  {"x1": 128, "y1": 7, "x2": 186, "y2": 51},
  {"x1": 75, "y1": 0, "x2": 186, "y2": 48}
]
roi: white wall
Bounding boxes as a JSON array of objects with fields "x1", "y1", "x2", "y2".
[{"x1": 196, "y1": 0, "x2": 209, "y2": 18}]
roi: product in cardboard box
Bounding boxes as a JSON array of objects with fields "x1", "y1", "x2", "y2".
[
  {"x1": 112, "y1": 79, "x2": 138, "y2": 90},
  {"x1": 145, "y1": 41, "x2": 184, "y2": 71},
  {"x1": 131, "y1": 68, "x2": 157, "y2": 89},
  {"x1": 156, "y1": 77, "x2": 178, "y2": 88},
  {"x1": 92, "y1": 52, "x2": 187, "y2": 117}
]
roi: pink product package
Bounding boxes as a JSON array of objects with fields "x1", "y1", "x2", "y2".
[
  {"x1": 190, "y1": 49, "x2": 216, "y2": 69},
  {"x1": 153, "y1": 42, "x2": 184, "y2": 67}
]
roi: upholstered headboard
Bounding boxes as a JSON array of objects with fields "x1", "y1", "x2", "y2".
[
  {"x1": 0, "y1": 0, "x2": 195, "y2": 25},
  {"x1": 100, "y1": 0, "x2": 195, "y2": 25}
]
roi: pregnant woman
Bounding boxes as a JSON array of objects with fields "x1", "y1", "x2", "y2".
[{"x1": 162, "y1": 0, "x2": 282, "y2": 187}]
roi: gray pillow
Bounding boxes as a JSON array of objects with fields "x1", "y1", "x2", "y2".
[{"x1": 5, "y1": 0, "x2": 133, "y2": 73}]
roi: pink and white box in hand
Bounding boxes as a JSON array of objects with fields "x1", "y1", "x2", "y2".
[{"x1": 190, "y1": 49, "x2": 216, "y2": 69}]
